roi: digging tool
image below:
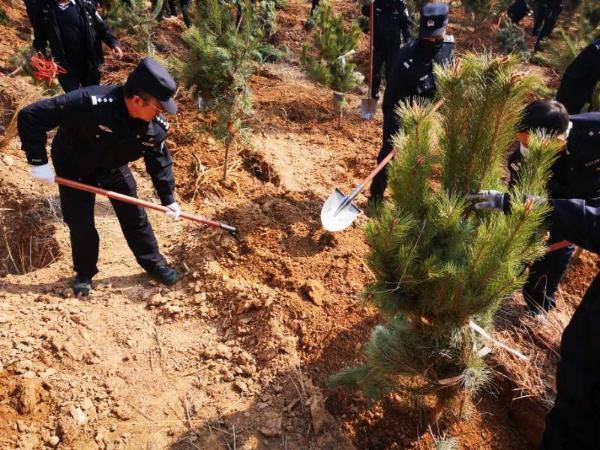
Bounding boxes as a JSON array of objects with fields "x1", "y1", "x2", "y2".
[
  {"x1": 322, "y1": 100, "x2": 444, "y2": 231},
  {"x1": 54, "y1": 176, "x2": 239, "y2": 239},
  {"x1": 321, "y1": 149, "x2": 396, "y2": 232},
  {"x1": 360, "y1": 2, "x2": 377, "y2": 120}
]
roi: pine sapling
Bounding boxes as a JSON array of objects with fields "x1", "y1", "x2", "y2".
[
  {"x1": 182, "y1": 0, "x2": 262, "y2": 181},
  {"x1": 301, "y1": 0, "x2": 363, "y2": 124},
  {"x1": 106, "y1": 0, "x2": 155, "y2": 52},
  {"x1": 330, "y1": 54, "x2": 561, "y2": 422}
]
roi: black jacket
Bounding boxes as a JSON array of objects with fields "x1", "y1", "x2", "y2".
[
  {"x1": 382, "y1": 37, "x2": 454, "y2": 130},
  {"x1": 556, "y1": 39, "x2": 600, "y2": 114},
  {"x1": 508, "y1": 113, "x2": 600, "y2": 201},
  {"x1": 361, "y1": 0, "x2": 412, "y2": 46},
  {"x1": 33, "y1": 0, "x2": 119, "y2": 72},
  {"x1": 17, "y1": 84, "x2": 176, "y2": 205},
  {"x1": 543, "y1": 198, "x2": 600, "y2": 449}
]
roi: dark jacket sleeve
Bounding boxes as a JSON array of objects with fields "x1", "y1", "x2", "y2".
[
  {"x1": 92, "y1": 7, "x2": 119, "y2": 49},
  {"x1": 144, "y1": 141, "x2": 176, "y2": 206},
  {"x1": 549, "y1": 199, "x2": 600, "y2": 254},
  {"x1": 556, "y1": 39, "x2": 600, "y2": 114},
  {"x1": 17, "y1": 90, "x2": 89, "y2": 165}
]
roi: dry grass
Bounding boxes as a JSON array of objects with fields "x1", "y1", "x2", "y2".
[{"x1": 492, "y1": 297, "x2": 571, "y2": 410}]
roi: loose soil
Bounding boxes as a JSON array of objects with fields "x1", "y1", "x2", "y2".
[{"x1": 0, "y1": 0, "x2": 593, "y2": 449}]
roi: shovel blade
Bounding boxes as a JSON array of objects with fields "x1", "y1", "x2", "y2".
[
  {"x1": 360, "y1": 98, "x2": 377, "y2": 120},
  {"x1": 321, "y1": 189, "x2": 361, "y2": 232}
]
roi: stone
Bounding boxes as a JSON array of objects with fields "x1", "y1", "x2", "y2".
[
  {"x1": 48, "y1": 435, "x2": 60, "y2": 446},
  {"x1": 12, "y1": 359, "x2": 33, "y2": 374},
  {"x1": 13, "y1": 378, "x2": 43, "y2": 414},
  {"x1": 114, "y1": 403, "x2": 134, "y2": 420},
  {"x1": 147, "y1": 293, "x2": 167, "y2": 307},
  {"x1": 300, "y1": 280, "x2": 325, "y2": 306},
  {"x1": 192, "y1": 292, "x2": 207, "y2": 304},
  {"x1": 2, "y1": 154, "x2": 15, "y2": 166},
  {"x1": 69, "y1": 406, "x2": 87, "y2": 426},
  {"x1": 259, "y1": 415, "x2": 282, "y2": 437},
  {"x1": 214, "y1": 343, "x2": 231, "y2": 359},
  {"x1": 233, "y1": 380, "x2": 249, "y2": 393},
  {"x1": 0, "y1": 314, "x2": 11, "y2": 324}
]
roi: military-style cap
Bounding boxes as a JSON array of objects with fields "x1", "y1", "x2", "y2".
[
  {"x1": 126, "y1": 57, "x2": 177, "y2": 114},
  {"x1": 419, "y1": 3, "x2": 449, "y2": 38}
]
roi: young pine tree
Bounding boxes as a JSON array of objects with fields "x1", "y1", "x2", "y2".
[
  {"x1": 106, "y1": 0, "x2": 155, "y2": 52},
  {"x1": 330, "y1": 54, "x2": 562, "y2": 418},
  {"x1": 183, "y1": 0, "x2": 264, "y2": 180},
  {"x1": 301, "y1": 0, "x2": 362, "y2": 121},
  {"x1": 496, "y1": 18, "x2": 529, "y2": 58}
]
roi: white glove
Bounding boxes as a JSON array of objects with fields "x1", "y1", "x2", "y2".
[
  {"x1": 164, "y1": 202, "x2": 181, "y2": 220},
  {"x1": 30, "y1": 163, "x2": 55, "y2": 184},
  {"x1": 466, "y1": 190, "x2": 507, "y2": 211}
]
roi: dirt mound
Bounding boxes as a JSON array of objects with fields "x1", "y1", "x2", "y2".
[
  {"x1": 0, "y1": 188, "x2": 61, "y2": 276},
  {"x1": 0, "y1": 372, "x2": 55, "y2": 449}
]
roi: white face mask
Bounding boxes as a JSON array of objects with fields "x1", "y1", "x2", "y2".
[
  {"x1": 56, "y1": 0, "x2": 73, "y2": 10},
  {"x1": 519, "y1": 142, "x2": 529, "y2": 157}
]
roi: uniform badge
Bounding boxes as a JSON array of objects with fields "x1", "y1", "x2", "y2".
[{"x1": 427, "y1": 19, "x2": 435, "y2": 26}]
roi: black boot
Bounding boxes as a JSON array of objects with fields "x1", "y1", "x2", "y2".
[
  {"x1": 151, "y1": 263, "x2": 181, "y2": 285},
  {"x1": 73, "y1": 274, "x2": 92, "y2": 297}
]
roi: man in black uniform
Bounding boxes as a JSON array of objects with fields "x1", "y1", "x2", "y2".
[
  {"x1": 506, "y1": 0, "x2": 563, "y2": 52},
  {"x1": 32, "y1": 0, "x2": 123, "y2": 93},
  {"x1": 361, "y1": 0, "x2": 412, "y2": 100},
  {"x1": 506, "y1": 100, "x2": 572, "y2": 315},
  {"x1": 532, "y1": 0, "x2": 563, "y2": 51},
  {"x1": 17, "y1": 57, "x2": 181, "y2": 297},
  {"x1": 556, "y1": 38, "x2": 600, "y2": 114},
  {"x1": 369, "y1": 2, "x2": 454, "y2": 203},
  {"x1": 508, "y1": 106, "x2": 600, "y2": 315},
  {"x1": 468, "y1": 192, "x2": 600, "y2": 449}
]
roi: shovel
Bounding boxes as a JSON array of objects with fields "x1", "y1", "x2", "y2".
[
  {"x1": 55, "y1": 176, "x2": 239, "y2": 240},
  {"x1": 321, "y1": 149, "x2": 396, "y2": 231},
  {"x1": 360, "y1": 2, "x2": 377, "y2": 120}
]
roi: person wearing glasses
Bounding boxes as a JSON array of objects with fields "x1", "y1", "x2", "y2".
[{"x1": 17, "y1": 57, "x2": 182, "y2": 297}]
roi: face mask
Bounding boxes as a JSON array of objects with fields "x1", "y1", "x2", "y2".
[{"x1": 418, "y1": 39, "x2": 443, "y2": 58}]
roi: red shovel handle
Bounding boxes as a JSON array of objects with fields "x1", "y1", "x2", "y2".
[
  {"x1": 55, "y1": 176, "x2": 238, "y2": 235},
  {"x1": 362, "y1": 101, "x2": 443, "y2": 188},
  {"x1": 547, "y1": 240, "x2": 571, "y2": 252}
]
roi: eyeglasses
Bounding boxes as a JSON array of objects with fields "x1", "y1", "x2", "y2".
[
  {"x1": 138, "y1": 96, "x2": 164, "y2": 113},
  {"x1": 146, "y1": 99, "x2": 164, "y2": 113}
]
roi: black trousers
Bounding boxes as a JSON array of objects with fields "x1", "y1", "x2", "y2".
[
  {"x1": 372, "y1": 42, "x2": 399, "y2": 100},
  {"x1": 533, "y1": 1, "x2": 562, "y2": 49},
  {"x1": 507, "y1": 0, "x2": 529, "y2": 23},
  {"x1": 156, "y1": 0, "x2": 192, "y2": 27},
  {"x1": 541, "y1": 274, "x2": 600, "y2": 449},
  {"x1": 523, "y1": 234, "x2": 574, "y2": 314},
  {"x1": 370, "y1": 109, "x2": 397, "y2": 201},
  {"x1": 52, "y1": 148, "x2": 165, "y2": 278},
  {"x1": 58, "y1": 66, "x2": 101, "y2": 93}
]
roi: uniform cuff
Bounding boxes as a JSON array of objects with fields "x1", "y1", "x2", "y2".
[
  {"x1": 160, "y1": 194, "x2": 175, "y2": 206},
  {"x1": 26, "y1": 153, "x2": 49, "y2": 165}
]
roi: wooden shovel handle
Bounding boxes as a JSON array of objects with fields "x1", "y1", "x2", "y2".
[{"x1": 55, "y1": 176, "x2": 236, "y2": 233}]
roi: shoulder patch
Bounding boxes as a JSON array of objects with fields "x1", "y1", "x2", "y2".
[
  {"x1": 154, "y1": 115, "x2": 170, "y2": 131},
  {"x1": 444, "y1": 34, "x2": 455, "y2": 43}
]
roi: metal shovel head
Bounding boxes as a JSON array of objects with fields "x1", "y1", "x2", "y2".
[
  {"x1": 321, "y1": 188, "x2": 361, "y2": 232},
  {"x1": 361, "y1": 98, "x2": 377, "y2": 120}
]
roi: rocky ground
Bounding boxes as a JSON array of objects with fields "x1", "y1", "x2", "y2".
[{"x1": 0, "y1": 0, "x2": 596, "y2": 449}]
